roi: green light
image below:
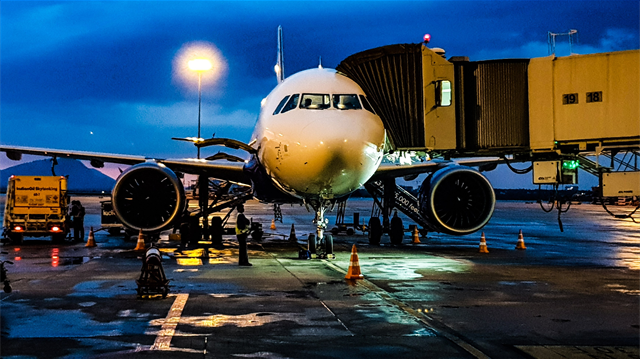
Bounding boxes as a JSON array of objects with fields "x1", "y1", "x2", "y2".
[{"x1": 562, "y1": 160, "x2": 579, "y2": 170}]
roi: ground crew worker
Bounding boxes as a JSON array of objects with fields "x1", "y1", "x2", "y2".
[
  {"x1": 235, "y1": 204, "x2": 252, "y2": 266},
  {"x1": 390, "y1": 210, "x2": 403, "y2": 245},
  {"x1": 70, "y1": 200, "x2": 85, "y2": 242}
]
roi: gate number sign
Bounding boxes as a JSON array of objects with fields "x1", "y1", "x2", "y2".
[
  {"x1": 562, "y1": 93, "x2": 578, "y2": 105},
  {"x1": 586, "y1": 91, "x2": 602, "y2": 103},
  {"x1": 563, "y1": 91, "x2": 603, "y2": 105}
]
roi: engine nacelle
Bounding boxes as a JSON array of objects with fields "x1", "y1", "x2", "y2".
[
  {"x1": 418, "y1": 166, "x2": 495, "y2": 235},
  {"x1": 112, "y1": 162, "x2": 186, "y2": 233}
]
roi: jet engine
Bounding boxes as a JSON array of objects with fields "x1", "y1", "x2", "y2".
[
  {"x1": 418, "y1": 166, "x2": 495, "y2": 235},
  {"x1": 112, "y1": 162, "x2": 186, "y2": 233}
]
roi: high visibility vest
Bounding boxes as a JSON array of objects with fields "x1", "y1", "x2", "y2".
[{"x1": 235, "y1": 213, "x2": 249, "y2": 235}]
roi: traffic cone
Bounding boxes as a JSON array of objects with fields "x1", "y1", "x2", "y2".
[
  {"x1": 134, "y1": 229, "x2": 146, "y2": 251},
  {"x1": 411, "y1": 227, "x2": 421, "y2": 244},
  {"x1": 85, "y1": 227, "x2": 96, "y2": 247},
  {"x1": 479, "y1": 232, "x2": 489, "y2": 253},
  {"x1": 289, "y1": 224, "x2": 297, "y2": 242},
  {"x1": 270, "y1": 219, "x2": 276, "y2": 230},
  {"x1": 515, "y1": 230, "x2": 527, "y2": 250},
  {"x1": 345, "y1": 244, "x2": 364, "y2": 280}
]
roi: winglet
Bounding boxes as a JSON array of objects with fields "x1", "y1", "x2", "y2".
[{"x1": 275, "y1": 25, "x2": 285, "y2": 84}]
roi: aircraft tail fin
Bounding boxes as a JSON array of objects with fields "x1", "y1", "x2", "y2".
[{"x1": 275, "y1": 25, "x2": 284, "y2": 83}]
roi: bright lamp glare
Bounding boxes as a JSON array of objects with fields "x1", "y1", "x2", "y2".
[{"x1": 189, "y1": 59, "x2": 212, "y2": 71}]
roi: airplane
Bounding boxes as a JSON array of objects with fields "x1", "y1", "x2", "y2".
[{"x1": 0, "y1": 26, "x2": 497, "y2": 252}]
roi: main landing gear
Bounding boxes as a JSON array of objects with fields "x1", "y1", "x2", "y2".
[{"x1": 307, "y1": 201, "x2": 334, "y2": 259}]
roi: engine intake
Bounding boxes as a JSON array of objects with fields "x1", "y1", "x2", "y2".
[
  {"x1": 112, "y1": 162, "x2": 186, "y2": 233},
  {"x1": 418, "y1": 166, "x2": 495, "y2": 235}
]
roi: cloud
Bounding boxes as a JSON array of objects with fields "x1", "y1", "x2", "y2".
[
  {"x1": 471, "y1": 27, "x2": 639, "y2": 61},
  {"x1": 129, "y1": 101, "x2": 258, "y2": 130},
  {"x1": 575, "y1": 28, "x2": 639, "y2": 54}
]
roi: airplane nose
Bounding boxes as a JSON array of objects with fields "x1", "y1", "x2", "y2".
[{"x1": 278, "y1": 114, "x2": 384, "y2": 198}]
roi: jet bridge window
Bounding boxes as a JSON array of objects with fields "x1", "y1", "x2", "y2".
[
  {"x1": 300, "y1": 94, "x2": 330, "y2": 109},
  {"x1": 435, "y1": 80, "x2": 452, "y2": 107},
  {"x1": 280, "y1": 94, "x2": 300, "y2": 114},
  {"x1": 359, "y1": 95, "x2": 376, "y2": 114},
  {"x1": 273, "y1": 95, "x2": 290, "y2": 115},
  {"x1": 333, "y1": 94, "x2": 362, "y2": 110}
]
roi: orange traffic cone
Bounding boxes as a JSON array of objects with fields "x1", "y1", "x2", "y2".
[
  {"x1": 270, "y1": 219, "x2": 276, "y2": 230},
  {"x1": 479, "y1": 232, "x2": 489, "y2": 253},
  {"x1": 134, "y1": 229, "x2": 146, "y2": 251},
  {"x1": 515, "y1": 230, "x2": 527, "y2": 250},
  {"x1": 85, "y1": 227, "x2": 96, "y2": 247},
  {"x1": 345, "y1": 244, "x2": 364, "y2": 280},
  {"x1": 289, "y1": 224, "x2": 297, "y2": 242},
  {"x1": 411, "y1": 227, "x2": 421, "y2": 244}
]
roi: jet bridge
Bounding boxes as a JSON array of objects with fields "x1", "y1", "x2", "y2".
[
  {"x1": 338, "y1": 45, "x2": 639, "y2": 224},
  {"x1": 337, "y1": 45, "x2": 639, "y2": 157}
]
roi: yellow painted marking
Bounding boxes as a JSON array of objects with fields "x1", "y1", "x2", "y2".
[{"x1": 151, "y1": 293, "x2": 189, "y2": 351}]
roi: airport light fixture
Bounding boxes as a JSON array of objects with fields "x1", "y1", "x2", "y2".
[{"x1": 188, "y1": 58, "x2": 212, "y2": 159}]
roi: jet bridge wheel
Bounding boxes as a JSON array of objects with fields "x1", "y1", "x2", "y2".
[{"x1": 368, "y1": 217, "x2": 382, "y2": 245}]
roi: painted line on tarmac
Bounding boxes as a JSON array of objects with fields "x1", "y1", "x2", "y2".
[
  {"x1": 323, "y1": 259, "x2": 491, "y2": 359},
  {"x1": 151, "y1": 293, "x2": 189, "y2": 351}
]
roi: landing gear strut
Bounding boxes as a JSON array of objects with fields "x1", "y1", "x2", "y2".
[{"x1": 307, "y1": 201, "x2": 334, "y2": 259}]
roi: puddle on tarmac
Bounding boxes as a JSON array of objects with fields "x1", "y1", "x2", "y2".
[
  {"x1": 2, "y1": 303, "x2": 147, "y2": 338},
  {"x1": 359, "y1": 256, "x2": 469, "y2": 280},
  {"x1": 69, "y1": 280, "x2": 137, "y2": 298}
]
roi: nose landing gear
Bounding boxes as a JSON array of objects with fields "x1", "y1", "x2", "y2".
[{"x1": 307, "y1": 202, "x2": 334, "y2": 259}]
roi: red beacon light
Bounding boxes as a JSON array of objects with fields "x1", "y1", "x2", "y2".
[{"x1": 423, "y1": 34, "x2": 431, "y2": 44}]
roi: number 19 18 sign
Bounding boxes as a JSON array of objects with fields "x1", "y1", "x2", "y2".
[{"x1": 563, "y1": 91, "x2": 603, "y2": 105}]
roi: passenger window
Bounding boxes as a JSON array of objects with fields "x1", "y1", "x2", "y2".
[
  {"x1": 359, "y1": 95, "x2": 376, "y2": 114},
  {"x1": 300, "y1": 94, "x2": 330, "y2": 109},
  {"x1": 280, "y1": 94, "x2": 300, "y2": 114},
  {"x1": 333, "y1": 94, "x2": 362, "y2": 110},
  {"x1": 273, "y1": 95, "x2": 290, "y2": 115}
]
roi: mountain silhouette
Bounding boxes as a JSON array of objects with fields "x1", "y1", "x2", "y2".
[{"x1": 0, "y1": 158, "x2": 115, "y2": 194}]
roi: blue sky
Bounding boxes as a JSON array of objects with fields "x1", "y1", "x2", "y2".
[{"x1": 1, "y1": 1, "x2": 638, "y2": 188}]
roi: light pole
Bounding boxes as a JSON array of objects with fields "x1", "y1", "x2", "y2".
[
  {"x1": 188, "y1": 58, "x2": 212, "y2": 159},
  {"x1": 188, "y1": 59, "x2": 212, "y2": 238}
]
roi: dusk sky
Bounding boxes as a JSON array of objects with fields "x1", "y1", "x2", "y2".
[{"x1": 1, "y1": 1, "x2": 638, "y2": 189}]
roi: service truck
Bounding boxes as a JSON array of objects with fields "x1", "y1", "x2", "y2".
[{"x1": 3, "y1": 176, "x2": 70, "y2": 243}]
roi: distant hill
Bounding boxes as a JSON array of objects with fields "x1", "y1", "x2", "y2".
[{"x1": 0, "y1": 158, "x2": 115, "y2": 194}]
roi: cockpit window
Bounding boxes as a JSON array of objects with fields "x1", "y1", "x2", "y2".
[
  {"x1": 273, "y1": 95, "x2": 290, "y2": 115},
  {"x1": 359, "y1": 95, "x2": 376, "y2": 114},
  {"x1": 333, "y1": 94, "x2": 362, "y2": 110},
  {"x1": 280, "y1": 94, "x2": 300, "y2": 114},
  {"x1": 300, "y1": 94, "x2": 330, "y2": 109}
]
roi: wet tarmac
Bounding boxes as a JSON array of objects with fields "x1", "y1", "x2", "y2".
[{"x1": 1, "y1": 196, "x2": 639, "y2": 358}]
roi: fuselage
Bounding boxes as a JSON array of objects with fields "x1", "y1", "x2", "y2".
[{"x1": 249, "y1": 68, "x2": 386, "y2": 202}]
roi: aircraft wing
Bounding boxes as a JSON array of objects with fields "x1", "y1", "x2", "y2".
[
  {"x1": 371, "y1": 157, "x2": 504, "y2": 180},
  {"x1": 0, "y1": 145, "x2": 250, "y2": 184}
]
